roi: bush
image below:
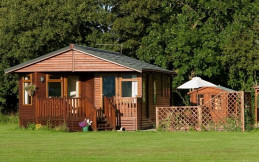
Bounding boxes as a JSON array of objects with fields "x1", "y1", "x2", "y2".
[
  {"x1": 27, "y1": 123, "x2": 36, "y2": 130},
  {"x1": 54, "y1": 123, "x2": 69, "y2": 132},
  {"x1": 0, "y1": 112, "x2": 19, "y2": 124}
]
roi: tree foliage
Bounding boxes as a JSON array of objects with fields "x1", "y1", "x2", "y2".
[{"x1": 0, "y1": 0, "x2": 258, "y2": 112}]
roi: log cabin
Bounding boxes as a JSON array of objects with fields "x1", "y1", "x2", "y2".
[{"x1": 5, "y1": 44, "x2": 176, "y2": 131}]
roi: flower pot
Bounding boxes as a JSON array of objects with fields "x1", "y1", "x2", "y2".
[{"x1": 83, "y1": 126, "x2": 89, "y2": 132}]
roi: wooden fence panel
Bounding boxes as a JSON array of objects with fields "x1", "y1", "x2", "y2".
[{"x1": 156, "y1": 91, "x2": 251, "y2": 131}]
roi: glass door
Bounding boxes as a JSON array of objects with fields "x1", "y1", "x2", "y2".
[
  {"x1": 67, "y1": 76, "x2": 79, "y2": 98},
  {"x1": 103, "y1": 76, "x2": 115, "y2": 97}
]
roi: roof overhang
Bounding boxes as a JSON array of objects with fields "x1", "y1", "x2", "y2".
[
  {"x1": 5, "y1": 44, "x2": 175, "y2": 74},
  {"x1": 142, "y1": 69, "x2": 177, "y2": 75}
]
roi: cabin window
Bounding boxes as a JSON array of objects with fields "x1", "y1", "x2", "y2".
[
  {"x1": 122, "y1": 75, "x2": 137, "y2": 79},
  {"x1": 47, "y1": 74, "x2": 63, "y2": 98},
  {"x1": 198, "y1": 94, "x2": 204, "y2": 105},
  {"x1": 121, "y1": 75, "x2": 138, "y2": 97},
  {"x1": 153, "y1": 75, "x2": 157, "y2": 104},
  {"x1": 161, "y1": 75, "x2": 164, "y2": 96},
  {"x1": 122, "y1": 81, "x2": 138, "y2": 97},
  {"x1": 103, "y1": 76, "x2": 115, "y2": 97},
  {"x1": 142, "y1": 74, "x2": 146, "y2": 104},
  {"x1": 23, "y1": 74, "x2": 32, "y2": 105}
]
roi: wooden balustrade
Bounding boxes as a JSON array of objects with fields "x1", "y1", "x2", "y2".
[
  {"x1": 110, "y1": 96, "x2": 138, "y2": 117},
  {"x1": 36, "y1": 97, "x2": 97, "y2": 130},
  {"x1": 104, "y1": 97, "x2": 121, "y2": 130}
]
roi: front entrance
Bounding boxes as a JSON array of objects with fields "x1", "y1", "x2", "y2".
[
  {"x1": 102, "y1": 76, "x2": 116, "y2": 97},
  {"x1": 101, "y1": 74, "x2": 139, "y2": 130}
]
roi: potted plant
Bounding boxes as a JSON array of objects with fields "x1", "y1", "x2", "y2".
[
  {"x1": 24, "y1": 84, "x2": 36, "y2": 96},
  {"x1": 79, "y1": 118, "x2": 92, "y2": 132}
]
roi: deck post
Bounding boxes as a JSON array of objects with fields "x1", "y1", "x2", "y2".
[
  {"x1": 63, "y1": 98, "x2": 66, "y2": 123},
  {"x1": 197, "y1": 106, "x2": 202, "y2": 131},
  {"x1": 156, "y1": 107, "x2": 159, "y2": 129}
]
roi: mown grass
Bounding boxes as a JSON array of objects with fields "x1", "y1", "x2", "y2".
[
  {"x1": 0, "y1": 122, "x2": 259, "y2": 162},
  {"x1": 0, "y1": 113, "x2": 259, "y2": 161}
]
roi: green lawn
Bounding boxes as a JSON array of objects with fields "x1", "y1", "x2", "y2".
[{"x1": 0, "y1": 124, "x2": 259, "y2": 162}]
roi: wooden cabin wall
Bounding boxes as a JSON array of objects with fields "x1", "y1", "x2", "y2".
[
  {"x1": 16, "y1": 50, "x2": 134, "y2": 72},
  {"x1": 19, "y1": 73, "x2": 36, "y2": 127},
  {"x1": 36, "y1": 73, "x2": 46, "y2": 98},
  {"x1": 80, "y1": 73, "x2": 94, "y2": 102},
  {"x1": 139, "y1": 73, "x2": 171, "y2": 129}
]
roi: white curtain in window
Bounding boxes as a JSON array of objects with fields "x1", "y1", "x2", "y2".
[
  {"x1": 24, "y1": 82, "x2": 29, "y2": 104},
  {"x1": 132, "y1": 81, "x2": 138, "y2": 97}
]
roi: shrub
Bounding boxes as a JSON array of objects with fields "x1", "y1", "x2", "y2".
[
  {"x1": 0, "y1": 112, "x2": 19, "y2": 124},
  {"x1": 54, "y1": 123, "x2": 69, "y2": 132},
  {"x1": 27, "y1": 123, "x2": 36, "y2": 130}
]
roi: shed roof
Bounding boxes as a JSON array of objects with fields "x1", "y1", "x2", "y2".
[
  {"x1": 187, "y1": 85, "x2": 236, "y2": 95},
  {"x1": 5, "y1": 44, "x2": 175, "y2": 74},
  {"x1": 216, "y1": 85, "x2": 235, "y2": 92}
]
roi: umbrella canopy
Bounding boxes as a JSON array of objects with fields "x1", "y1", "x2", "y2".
[{"x1": 177, "y1": 77, "x2": 217, "y2": 89}]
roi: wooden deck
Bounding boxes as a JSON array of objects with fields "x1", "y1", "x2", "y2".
[
  {"x1": 36, "y1": 97, "x2": 97, "y2": 131},
  {"x1": 35, "y1": 97, "x2": 142, "y2": 131}
]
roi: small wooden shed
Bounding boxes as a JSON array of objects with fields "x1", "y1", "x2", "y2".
[
  {"x1": 188, "y1": 86, "x2": 235, "y2": 106},
  {"x1": 5, "y1": 44, "x2": 176, "y2": 131},
  {"x1": 188, "y1": 86, "x2": 237, "y2": 123}
]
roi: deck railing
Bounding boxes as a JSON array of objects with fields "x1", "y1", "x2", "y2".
[
  {"x1": 104, "y1": 97, "x2": 121, "y2": 129},
  {"x1": 108, "y1": 97, "x2": 140, "y2": 117},
  {"x1": 36, "y1": 97, "x2": 97, "y2": 130}
]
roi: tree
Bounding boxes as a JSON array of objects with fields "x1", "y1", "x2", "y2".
[{"x1": 0, "y1": 0, "x2": 113, "y2": 113}]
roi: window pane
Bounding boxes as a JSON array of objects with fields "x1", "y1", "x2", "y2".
[
  {"x1": 198, "y1": 94, "x2": 204, "y2": 105},
  {"x1": 49, "y1": 75, "x2": 61, "y2": 79},
  {"x1": 154, "y1": 79, "x2": 157, "y2": 103},
  {"x1": 103, "y1": 76, "x2": 115, "y2": 97},
  {"x1": 67, "y1": 76, "x2": 79, "y2": 97},
  {"x1": 122, "y1": 75, "x2": 137, "y2": 79},
  {"x1": 48, "y1": 82, "x2": 62, "y2": 97},
  {"x1": 122, "y1": 81, "x2": 138, "y2": 97},
  {"x1": 122, "y1": 82, "x2": 132, "y2": 97},
  {"x1": 24, "y1": 76, "x2": 30, "y2": 81},
  {"x1": 142, "y1": 75, "x2": 146, "y2": 103},
  {"x1": 24, "y1": 82, "x2": 31, "y2": 104}
]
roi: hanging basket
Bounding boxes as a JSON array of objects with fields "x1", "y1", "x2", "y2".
[{"x1": 24, "y1": 84, "x2": 36, "y2": 96}]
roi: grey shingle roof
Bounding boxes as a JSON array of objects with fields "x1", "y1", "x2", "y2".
[
  {"x1": 217, "y1": 85, "x2": 235, "y2": 92},
  {"x1": 5, "y1": 44, "x2": 175, "y2": 74}
]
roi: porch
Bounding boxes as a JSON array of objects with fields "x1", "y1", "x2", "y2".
[{"x1": 35, "y1": 96, "x2": 142, "y2": 131}]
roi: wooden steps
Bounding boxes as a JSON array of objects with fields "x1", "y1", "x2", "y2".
[{"x1": 97, "y1": 115, "x2": 113, "y2": 131}]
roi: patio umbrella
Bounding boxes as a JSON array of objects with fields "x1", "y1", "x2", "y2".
[
  {"x1": 177, "y1": 77, "x2": 217, "y2": 105},
  {"x1": 177, "y1": 77, "x2": 217, "y2": 89}
]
